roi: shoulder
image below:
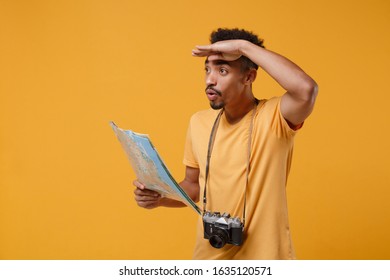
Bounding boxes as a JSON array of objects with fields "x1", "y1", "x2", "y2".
[
  {"x1": 256, "y1": 96, "x2": 281, "y2": 117},
  {"x1": 261, "y1": 96, "x2": 281, "y2": 110},
  {"x1": 257, "y1": 96, "x2": 301, "y2": 136},
  {"x1": 187, "y1": 108, "x2": 221, "y2": 138},
  {"x1": 190, "y1": 108, "x2": 220, "y2": 125}
]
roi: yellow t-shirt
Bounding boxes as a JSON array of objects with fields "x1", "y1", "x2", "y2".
[{"x1": 183, "y1": 96, "x2": 298, "y2": 259}]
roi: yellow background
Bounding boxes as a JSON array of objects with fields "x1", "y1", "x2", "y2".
[{"x1": 1, "y1": 0, "x2": 389, "y2": 259}]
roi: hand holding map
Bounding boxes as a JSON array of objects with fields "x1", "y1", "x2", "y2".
[{"x1": 110, "y1": 121, "x2": 201, "y2": 215}]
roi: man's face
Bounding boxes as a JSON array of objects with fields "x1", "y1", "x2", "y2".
[{"x1": 204, "y1": 58, "x2": 247, "y2": 110}]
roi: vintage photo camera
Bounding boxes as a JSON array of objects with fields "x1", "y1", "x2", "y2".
[{"x1": 203, "y1": 211, "x2": 244, "y2": 249}]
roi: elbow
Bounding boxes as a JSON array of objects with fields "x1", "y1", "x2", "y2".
[
  {"x1": 299, "y1": 78, "x2": 318, "y2": 105},
  {"x1": 309, "y1": 80, "x2": 319, "y2": 100}
]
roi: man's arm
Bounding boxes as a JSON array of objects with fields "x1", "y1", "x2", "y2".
[
  {"x1": 193, "y1": 40, "x2": 318, "y2": 126},
  {"x1": 133, "y1": 166, "x2": 200, "y2": 209}
]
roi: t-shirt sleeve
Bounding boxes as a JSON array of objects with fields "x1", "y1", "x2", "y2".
[
  {"x1": 183, "y1": 120, "x2": 199, "y2": 168},
  {"x1": 267, "y1": 96, "x2": 302, "y2": 138}
]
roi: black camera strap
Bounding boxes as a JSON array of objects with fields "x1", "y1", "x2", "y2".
[{"x1": 203, "y1": 99, "x2": 259, "y2": 229}]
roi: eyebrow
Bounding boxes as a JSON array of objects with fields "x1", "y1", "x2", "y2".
[{"x1": 205, "y1": 59, "x2": 231, "y2": 66}]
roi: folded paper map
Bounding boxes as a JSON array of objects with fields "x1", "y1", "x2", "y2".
[{"x1": 110, "y1": 121, "x2": 201, "y2": 215}]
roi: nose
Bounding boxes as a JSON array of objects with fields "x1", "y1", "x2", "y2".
[{"x1": 206, "y1": 70, "x2": 217, "y2": 87}]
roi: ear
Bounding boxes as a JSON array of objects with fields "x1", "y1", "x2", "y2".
[{"x1": 244, "y1": 69, "x2": 257, "y2": 85}]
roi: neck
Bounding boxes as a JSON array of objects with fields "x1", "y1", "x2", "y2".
[{"x1": 223, "y1": 95, "x2": 257, "y2": 124}]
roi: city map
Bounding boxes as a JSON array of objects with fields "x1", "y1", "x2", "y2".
[{"x1": 110, "y1": 121, "x2": 201, "y2": 215}]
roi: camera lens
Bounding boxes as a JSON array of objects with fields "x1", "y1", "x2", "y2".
[{"x1": 209, "y1": 228, "x2": 229, "y2": 249}]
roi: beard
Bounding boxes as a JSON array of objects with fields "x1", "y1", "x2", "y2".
[
  {"x1": 210, "y1": 100, "x2": 225, "y2": 110},
  {"x1": 206, "y1": 86, "x2": 224, "y2": 110}
]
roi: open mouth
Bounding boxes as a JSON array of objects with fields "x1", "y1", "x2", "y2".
[{"x1": 206, "y1": 88, "x2": 221, "y2": 101}]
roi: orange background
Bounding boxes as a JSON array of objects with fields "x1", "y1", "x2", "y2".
[{"x1": 1, "y1": 0, "x2": 389, "y2": 259}]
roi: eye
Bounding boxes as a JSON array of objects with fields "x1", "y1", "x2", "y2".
[
  {"x1": 219, "y1": 68, "x2": 228, "y2": 75},
  {"x1": 205, "y1": 67, "x2": 210, "y2": 74}
]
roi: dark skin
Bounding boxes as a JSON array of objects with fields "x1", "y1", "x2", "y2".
[
  {"x1": 133, "y1": 166, "x2": 199, "y2": 209},
  {"x1": 133, "y1": 39, "x2": 318, "y2": 209}
]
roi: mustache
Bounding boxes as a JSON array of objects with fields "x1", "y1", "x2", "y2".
[{"x1": 205, "y1": 86, "x2": 222, "y2": 96}]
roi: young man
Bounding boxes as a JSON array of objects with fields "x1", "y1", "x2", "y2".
[{"x1": 133, "y1": 28, "x2": 318, "y2": 259}]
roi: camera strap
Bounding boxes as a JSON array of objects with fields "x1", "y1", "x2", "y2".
[{"x1": 203, "y1": 99, "x2": 259, "y2": 229}]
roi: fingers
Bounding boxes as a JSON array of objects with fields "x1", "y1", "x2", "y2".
[
  {"x1": 192, "y1": 46, "x2": 241, "y2": 61},
  {"x1": 132, "y1": 180, "x2": 161, "y2": 209},
  {"x1": 192, "y1": 49, "x2": 227, "y2": 61},
  {"x1": 192, "y1": 47, "x2": 217, "y2": 57},
  {"x1": 134, "y1": 189, "x2": 161, "y2": 209},
  {"x1": 195, "y1": 44, "x2": 212, "y2": 50},
  {"x1": 134, "y1": 187, "x2": 160, "y2": 200},
  {"x1": 133, "y1": 179, "x2": 145, "y2": 189}
]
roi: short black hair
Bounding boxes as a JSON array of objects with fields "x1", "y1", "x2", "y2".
[{"x1": 210, "y1": 28, "x2": 265, "y2": 71}]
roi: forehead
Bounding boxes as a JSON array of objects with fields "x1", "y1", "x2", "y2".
[{"x1": 205, "y1": 58, "x2": 241, "y2": 69}]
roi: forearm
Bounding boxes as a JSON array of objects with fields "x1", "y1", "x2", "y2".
[{"x1": 240, "y1": 41, "x2": 317, "y2": 100}]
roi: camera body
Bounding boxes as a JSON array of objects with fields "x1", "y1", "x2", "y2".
[{"x1": 203, "y1": 211, "x2": 244, "y2": 249}]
